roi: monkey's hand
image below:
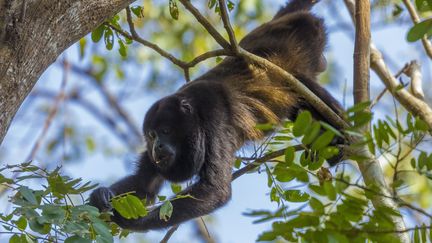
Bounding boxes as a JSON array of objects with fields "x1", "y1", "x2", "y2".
[{"x1": 89, "y1": 187, "x2": 114, "y2": 212}]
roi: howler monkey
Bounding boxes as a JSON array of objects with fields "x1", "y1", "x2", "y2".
[{"x1": 89, "y1": 0, "x2": 344, "y2": 231}]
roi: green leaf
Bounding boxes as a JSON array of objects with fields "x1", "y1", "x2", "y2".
[
  {"x1": 418, "y1": 152, "x2": 428, "y2": 169},
  {"x1": 415, "y1": 117, "x2": 429, "y2": 131},
  {"x1": 302, "y1": 122, "x2": 321, "y2": 145},
  {"x1": 309, "y1": 197, "x2": 324, "y2": 214},
  {"x1": 91, "y1": 25, "x2": 105, "y2": 43},
  {"x1": 79, "y1": 38, "x2": 86, "y2": 60},
  {"x1": 118, "y1": 40, "x2": 127, "y2": 57},
  {"x1": 273, "y1": 165, "x2": 295, "y2": 182},
  {"x1": 416, "y1": 0, "x2": 432, "y2": 12},
  {"x1": 346, "y1": 101, "x2": 371, "y2": 113},
  {"x1": 28, "y1": 219, "x2": 51, "y2": 235},
  {"x1": 392, "y1": 4, "x2": 403, "y2": 17},
  {"x1": 293, "y1": 111, "x2": 312, "y2": 137},
  {"x1": 171, "y1": 184, "x2": 182, "y2": 194},
  {"x1": 421, "y1": 223, "x2": 427, "y2": 242},
  {"x1": 104, "y1": 28, "x2": 114, "y2": 51},
  {"x1": 234, "y1": 158, "x2": 242, "y2": 169},
  {"x1": 9, "y1": 234, "x2": 22, "y2": 243},
  {"x1": 14, "y1": 216, "x2": 27, "y2": 231},
  {"x1": 414, "y1": 226, "x2": 420, "y2": 243},
  {"x1": 19, "y1": 186, "x2": 37, "y2": 205},
  {"x1": 311, "y1": 131, "x2": 335, "y2": 151},
  {"x1": 284, "y1": 146, "x2": 295, "y2": 166},
  {"x1": 257, "y1": 231, "x2": 278, "y2": 241},
  {"x1": 407, "y1": 18, "x2": 432, "y2": 42},
  {"x1": 131, "y1": 6, "x2": 144, "y2": 18},
  {"x1": 284, "y1": 190, "x2": 310, "y2": 202},
  {"x1": 41, "y1": 205, "x2": 66, "y2": 224},
  {"x1": 270, "y1": 187, "x2": 280, "y2": 203},
  {"x1": 160, "y1": 201, "x2": 173, "y2": 221},
  {"x1": 169, "y1": 0, "x2": 179, "y2": 20},
  {"x1": 255, "y1": 123, "x2": 274, "y2": 131},
  {"x1": 308, "y1": 157, "x2": 324, "y2": 171},
  {"x1": 85, "y1": 137, "x2": 95, "y2": 152},
  {"x1": 65, "y1": 236, "x2": 92, "y2": 243},
  {"x1": 320, "y1": 146, "x2": 339, "y2": 160},
  {"x1": 227, "y1": 0, "x2": 235, "y2": 11},
  {"x1": 111, "y1": 195, "x2": 147, "y2": 219},
  {"x1": 208, "y1": 0, "x2": 217, "y2": 9},
  {"x1": 323, "y1": 181, "x2": 336, "y2": 201},
  {"x1": 93, "y1": 221, "x2": 113, "y2": 243}
]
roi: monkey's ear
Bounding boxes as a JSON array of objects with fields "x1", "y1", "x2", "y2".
[
  {"x1": 180, "y1": 99, "x2": 193, "y2": 113},
  {"x1": 317, "y1": 54, "x2": 327, "y2": 73}
]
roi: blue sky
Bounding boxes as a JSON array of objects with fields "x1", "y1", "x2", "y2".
[{"x1": 1, "y1": 1, "x2": 430, "y2": 242}]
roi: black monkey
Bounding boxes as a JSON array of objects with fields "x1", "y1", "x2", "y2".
[{"x1": 89, "y1": 0, "x2": 344, "y2": 231}]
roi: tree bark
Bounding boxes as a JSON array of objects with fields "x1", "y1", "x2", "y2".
[
  {"x1": 0, "y1": 0, "x2": 134, "y2": 145},
  {"x1": 350, "y1": 0, "x2": 409, "y2": 241}
]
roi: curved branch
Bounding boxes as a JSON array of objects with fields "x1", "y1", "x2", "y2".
[{"x1": 402, "y1": 0, "x2": 432, "y2": 59}]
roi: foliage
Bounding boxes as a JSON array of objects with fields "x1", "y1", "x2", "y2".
[
  {"x1": 2, "y1": 0, "x2": 432, "y2": 242},
  {"x1": 245, "y1": 107, "x2": 432, "y2": 242}
]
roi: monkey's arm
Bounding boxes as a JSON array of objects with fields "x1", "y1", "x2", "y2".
[
  {"x1": 89, "y1": 152, "x2": 164, "y2": 212},
  {"x1": 111, "y1": 155, "x2": 233, "y2": 231}
]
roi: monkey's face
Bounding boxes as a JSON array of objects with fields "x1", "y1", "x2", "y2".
[{"x1": 143, "y1": 95, "x2": 205, "y2": 181}]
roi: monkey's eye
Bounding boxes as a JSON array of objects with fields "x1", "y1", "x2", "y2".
[{"x1": 161, "y1": 128, "x2": 171, "y2": 135}]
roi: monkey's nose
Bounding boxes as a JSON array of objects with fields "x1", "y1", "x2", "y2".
[{"x1": 155, "y1": 143, "x2": 174, "y2": 162}]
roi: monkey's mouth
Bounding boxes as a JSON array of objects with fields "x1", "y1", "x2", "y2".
[{"x1": 151, "y1": 143, "x2": 174, "y2": 167}]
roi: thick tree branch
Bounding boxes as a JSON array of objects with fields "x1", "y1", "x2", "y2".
[
  {"x1": 353, "y1": 0, "x2": 370, "y2": 130},
  {"x1": 348, "y1": 0, "x2": 409, "y2": 241},
  {"x1": 344, "y1": 0, "x2": 432, "y2": 131},
  {"x1": 0, "y1": 0, "x2": 135, "y2": 145}
]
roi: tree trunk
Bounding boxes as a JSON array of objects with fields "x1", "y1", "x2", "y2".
[{"x1": 0, "y1": 0, "x2": 134, "y2": 145}]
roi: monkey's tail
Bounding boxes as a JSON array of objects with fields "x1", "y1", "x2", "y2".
[{"x1": 274, "y1": 0, "x2": 320, "y2": 19}]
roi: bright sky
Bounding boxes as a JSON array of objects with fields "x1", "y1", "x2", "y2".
[{"x1": 0, "y1": 1, "x2": 429, "y2": 242}]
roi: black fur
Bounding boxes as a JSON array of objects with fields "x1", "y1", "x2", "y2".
[{"x1": 89, "y1": 0, "x2": 344, "y2": 231}]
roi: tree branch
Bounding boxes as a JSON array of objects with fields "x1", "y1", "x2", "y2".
[
  {"x1": 348, "y1": 0, "x2": 409, "y2": 241},
  {"x1": 344, "y1": 0, "x2": 432, "y2": 132},
  {"x1": 109, "y1": 10, "x2": 229, "y2": 82},
  {"x1": 178, "y1": 0, "x2": 231, "y2": 50},
  {"x1": 404, "y1": 60, "x2": 424, "y2": 100},
  {"x1": 218, "y1": 0, "x2": 239, "y2": 53},
  {"x1": 160, "y1": 224, "x2": 179, "y2": 243},
  {"x1": 402, "y1": 0, "x2": 432, "y2": 59}
]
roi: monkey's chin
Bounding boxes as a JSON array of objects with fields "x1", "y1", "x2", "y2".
[{"x1": 153, "y1": 156, "x2": 175, "y2": 170}]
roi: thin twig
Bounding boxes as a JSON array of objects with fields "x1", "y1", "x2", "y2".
[
  {"x1": 32, "y1": 90, "x2": 135, "y2": 148},
  {"x1": 160, "y1": 224, "x2": 179, "y2": 243},
  {"x1": 402, "y1": 0, "x2": 432, "y2": 59},
  {"x1": 27, "y1": 59, "x2": 69, "y2": 162},
  {"x1": 67, "y1": 62, "x2": 142, "y2": 143},
  {"x1": 178, "y1": 0, "x2": 231, "y2": 50},
  {"x1": 108, "y1": 10, "x2": 229, "y2": 82},
  {"x1": 232, "y1": 145, "x2": 303, "y2": 180},
  {"x1": 218, "y1": 0, "x2": 238, "y2": 53}
]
